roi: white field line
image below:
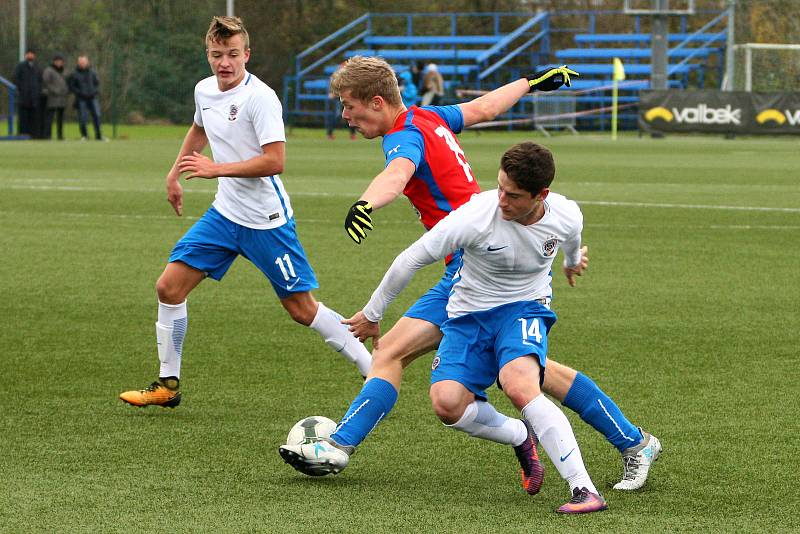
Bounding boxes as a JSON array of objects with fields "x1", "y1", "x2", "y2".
[
  {"x1": 578, "y1": 199, "x2": 800, "y2": 213},
  {"x1": 0, "y1": 211, "x2": 797, "y2": 231},
  {"x1": 1, "y1": 182, "x2": 798, "y2": 213}
]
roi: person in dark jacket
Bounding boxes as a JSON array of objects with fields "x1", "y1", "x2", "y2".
[
  {"x1": 13, "y1": 48, "x2": 43, "y2": 138},
  {"x1": 68, "y1": 55, "x2": 104, "y2": 140},
  {"x1": 42, "y1": 54, "x2": 69, "y2": 140}
]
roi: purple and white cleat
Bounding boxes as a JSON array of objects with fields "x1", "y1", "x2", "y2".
[
  {"x1": 556, "y1": 487, "x2": 608, "y2": 514},
  {"x1": 513, "y1": 420, "x2": 544, "y2": 495}
]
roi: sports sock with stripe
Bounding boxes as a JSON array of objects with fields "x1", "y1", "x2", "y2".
[
  {"x1": 562, "y1": 372, "x2": 644, "y2": 452},
  {"x1": 522, "y1": 394, "x2": 597, "y2": 494},
  {"x1": 330, "y1": 377, "x2": 398, "y2": 448},
  {"x1": 156, "y1": 300, "x2": 187, "y2": 380}
]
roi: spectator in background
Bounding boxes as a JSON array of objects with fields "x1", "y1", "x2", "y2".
[
  {"x1": 13, "y1": 48, "x2": 43, "y2": 138},
  {"x1": 397, "y1": 69, "x2": 418, "y2": 108},
  {"x1": 410, "y1": 61, "x2": 425, "y2": 89},
  {"x1": 421, "y1": 63, "x2": 444, "y2": 106},
  {"x1": 68, "y1": 55, "x2": 104, "y2": 141},
  {"x1": 42, "y1": 54, "x2": 69, "y2": 140}
]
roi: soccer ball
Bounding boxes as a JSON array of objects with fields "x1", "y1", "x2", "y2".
[{"x1": 286, "y1": 416, "x2": 337, "y2": 445}]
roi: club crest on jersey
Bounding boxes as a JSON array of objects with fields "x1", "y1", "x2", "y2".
[
  {"x1": 228, "y1": 104, "x2": 239, "y2": 121},
  {"x1": 542, "y1": 235, "x2": 559, "y2": 257},
  {"x1": 431, "y1": 356, "x2": 440, "y2": 370}
]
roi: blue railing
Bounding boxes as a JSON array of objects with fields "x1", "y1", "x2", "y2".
[
  {"x1": 668, "y1": 8, "x2": 730, "y2": 84},
  {"x1": 0, "y1": 75, "x2": 16, "y2": 137},
  {"x1": 478, "y1": 12, "x2": 549, "y2": 79}
]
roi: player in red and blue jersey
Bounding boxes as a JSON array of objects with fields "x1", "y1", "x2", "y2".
[
  {"x1": 280, "y1": 57, "x2": 661, "y2": 493},
  {"x1": 382, "y1": 104, "x2": 479, "y2": 231}
]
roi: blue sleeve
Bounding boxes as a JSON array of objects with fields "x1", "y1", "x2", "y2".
[
  {"x1": 421, "y1": 105, "x2": 464, "y2": 134},
  {"x1": 383, "y1": 127, "x2": 424, "y2": 170}
]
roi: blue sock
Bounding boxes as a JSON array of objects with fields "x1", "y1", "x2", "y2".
[
  {"x1": 562, "y1": 372, "x2": 644, "y2": 452},
  {"x1": 331, "y1": 377, "x2": 399, "y2": 448}
]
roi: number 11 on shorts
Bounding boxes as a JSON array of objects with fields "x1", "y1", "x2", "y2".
[{"x1": 275, "y1": 253, "x2": 296, "y2": 281}]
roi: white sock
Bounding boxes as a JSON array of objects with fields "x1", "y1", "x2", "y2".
[
  {"x1": 448, "y1": 400, "x2": 528, "y2": 446},
  {"x1": 156, "y1": 300, "x2": 187, "y2": 379},
  {"x1": 309, "y1": 302, "x2": 372, "y2": 377},
  {"x1": 522, "y1": 394, "x2": 597, "y2": 494}
]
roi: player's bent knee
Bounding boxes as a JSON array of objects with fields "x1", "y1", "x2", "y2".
[
  {"x1": 280, "y1": 294, "x2": 317, "y2": 326},
  {"x1": 286, "y1": 306, "x2": 314, "y2": 326},
  {"x1": 501, "y1": 379, "x2": 541, "y2": 410},
  {"x1": 429, "y1": 385, "x2": 469, "y2": 425},
  {"x1": 155, "y1": 277, "x2": 185, "y2": 305}
]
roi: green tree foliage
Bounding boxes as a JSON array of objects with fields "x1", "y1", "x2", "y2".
[{"x1": 1, "y1": 0, "x2": 797, "y2": 123}]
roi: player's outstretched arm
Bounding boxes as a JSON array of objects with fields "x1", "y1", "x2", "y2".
[
  {"x1": 459, "y1": 66, "x2": 579, "y2": 128},
  {"x1": 166, "y1": 122, "x2": 208, "y2": 216},
  {"x1": 344, "y1": 157, "x2": 416, "y2": 244},
  {"x1": 459, "y1": 78, "x2": 530, "y2": 128}
]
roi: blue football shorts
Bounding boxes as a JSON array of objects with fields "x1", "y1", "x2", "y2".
[
  {"x1": 430, "y1": 300, "x2": 557, "y2": 401},
  {"x1": 403, "y1": 250, "x2": 463, "y2": 328},
  {"x1": 169, "y1": 206, "x2": 319, "y2": 298}
]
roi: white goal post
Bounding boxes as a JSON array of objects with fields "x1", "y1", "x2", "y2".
[{"x1": 733, "y1": 43, "x2": 800, "y2": 92}]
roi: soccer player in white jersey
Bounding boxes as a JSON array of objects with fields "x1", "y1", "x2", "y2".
[
  {"x1": 119, "y1": 16, "x2": 371, "y2": 408},
  {"x1": 304, "y1": 142, "x2": 607, "y2": 513}
]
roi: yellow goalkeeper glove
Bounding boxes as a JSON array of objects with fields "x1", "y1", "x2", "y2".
[
  {"x1": 526, "y1": 65, "x2": 579, "y2": 92},
  {"x1": 344, "y1": 200, "x2": 373, "y2": 244}
]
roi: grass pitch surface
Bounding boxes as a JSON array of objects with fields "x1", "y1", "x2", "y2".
[{"x1": 1, "y1": 126, "x2": 798, "y2": 532}]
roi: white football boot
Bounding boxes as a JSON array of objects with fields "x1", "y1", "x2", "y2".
[
  {"x1": 279, "y1": 439, "x2": 352, "y2": 477},
  {"x1": 613, "y1": 430, "x2": 662, "y2": 490}
]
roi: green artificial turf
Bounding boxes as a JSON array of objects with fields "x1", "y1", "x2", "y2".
[{"x1": 0, "y1": 127, "x2": 798, "y2": 532}]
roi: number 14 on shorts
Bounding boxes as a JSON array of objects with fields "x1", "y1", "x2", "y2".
[{"x1": 519, "y1": 317, "x2": 542, "y2": 344}]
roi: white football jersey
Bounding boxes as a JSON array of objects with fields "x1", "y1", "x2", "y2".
[
  {"x1": 421, "y1": 190, "x2": 582, "y2": 317},
  {"x1": 362, "y1": 190, "x2": 583, "y2": 322},
  {"x1": 194, "y1": 72, "x2": 290, "y2": 229}
]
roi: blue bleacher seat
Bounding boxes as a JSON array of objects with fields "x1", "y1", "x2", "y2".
[
  {"x1": 345, "y1": 49, "x2": 487, "y2": 61},
  {"x1": 555, "y1": 47, "x2": 718, "y2": 61},
  {"x1": 573, "y1": 32, "x2": 727, "y2": 45},
  {"x1": 364, "y1": 35, "x2": 504, "y2": 46},
  {"x1": 323, "y1": 64, "x2": 478, "y2": 76},
  {"x1": 565, "y1": 79, "x2": 683, "y2": 91},
  {"x1": 303, "y1": 79, "x2": 329, "y2": 91},
  {"x1": 551, "y1": 63, "x2": 697, "y2": 76}
]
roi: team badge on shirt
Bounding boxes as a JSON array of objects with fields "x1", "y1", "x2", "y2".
[
  {"x1": 431, "y1": 356, "x2": 440, "y2": 370},
  {"x1": 542, "y1": 235, "x2": 559, "y2": 257},
  {"x1": 228, "y1": 104, "x2": 239, "y2": 121}
]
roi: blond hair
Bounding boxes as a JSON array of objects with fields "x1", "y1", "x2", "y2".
[
  {"x1": 206, "y1": 16, "x2": 249, "y2": 49},
  {"x1": 330, "y1": 56, "x2": 402, "y2": 107}
]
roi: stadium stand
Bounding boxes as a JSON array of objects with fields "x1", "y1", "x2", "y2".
[
  {"x1": 283, "y1": 9, "x2": 730, "y2": 131},
  {"x1": 0, "y1": 75, "x2": 25, "y2": 140}
]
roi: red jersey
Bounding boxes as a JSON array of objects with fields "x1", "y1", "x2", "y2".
[{"x1": 383, "y1": 105, "x2": 481, "y2": 230}]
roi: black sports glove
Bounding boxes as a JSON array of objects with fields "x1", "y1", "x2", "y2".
[
  {"x1": 344, "y1": 200, "x2": 374, "y2": 244},
  {"x1": 526, "y1": 65, "x2": 579, "y2": 92}
]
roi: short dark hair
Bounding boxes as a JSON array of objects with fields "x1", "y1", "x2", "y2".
[{"x1": 500, "y1": 142, "x2": 555, "y2": 195}]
